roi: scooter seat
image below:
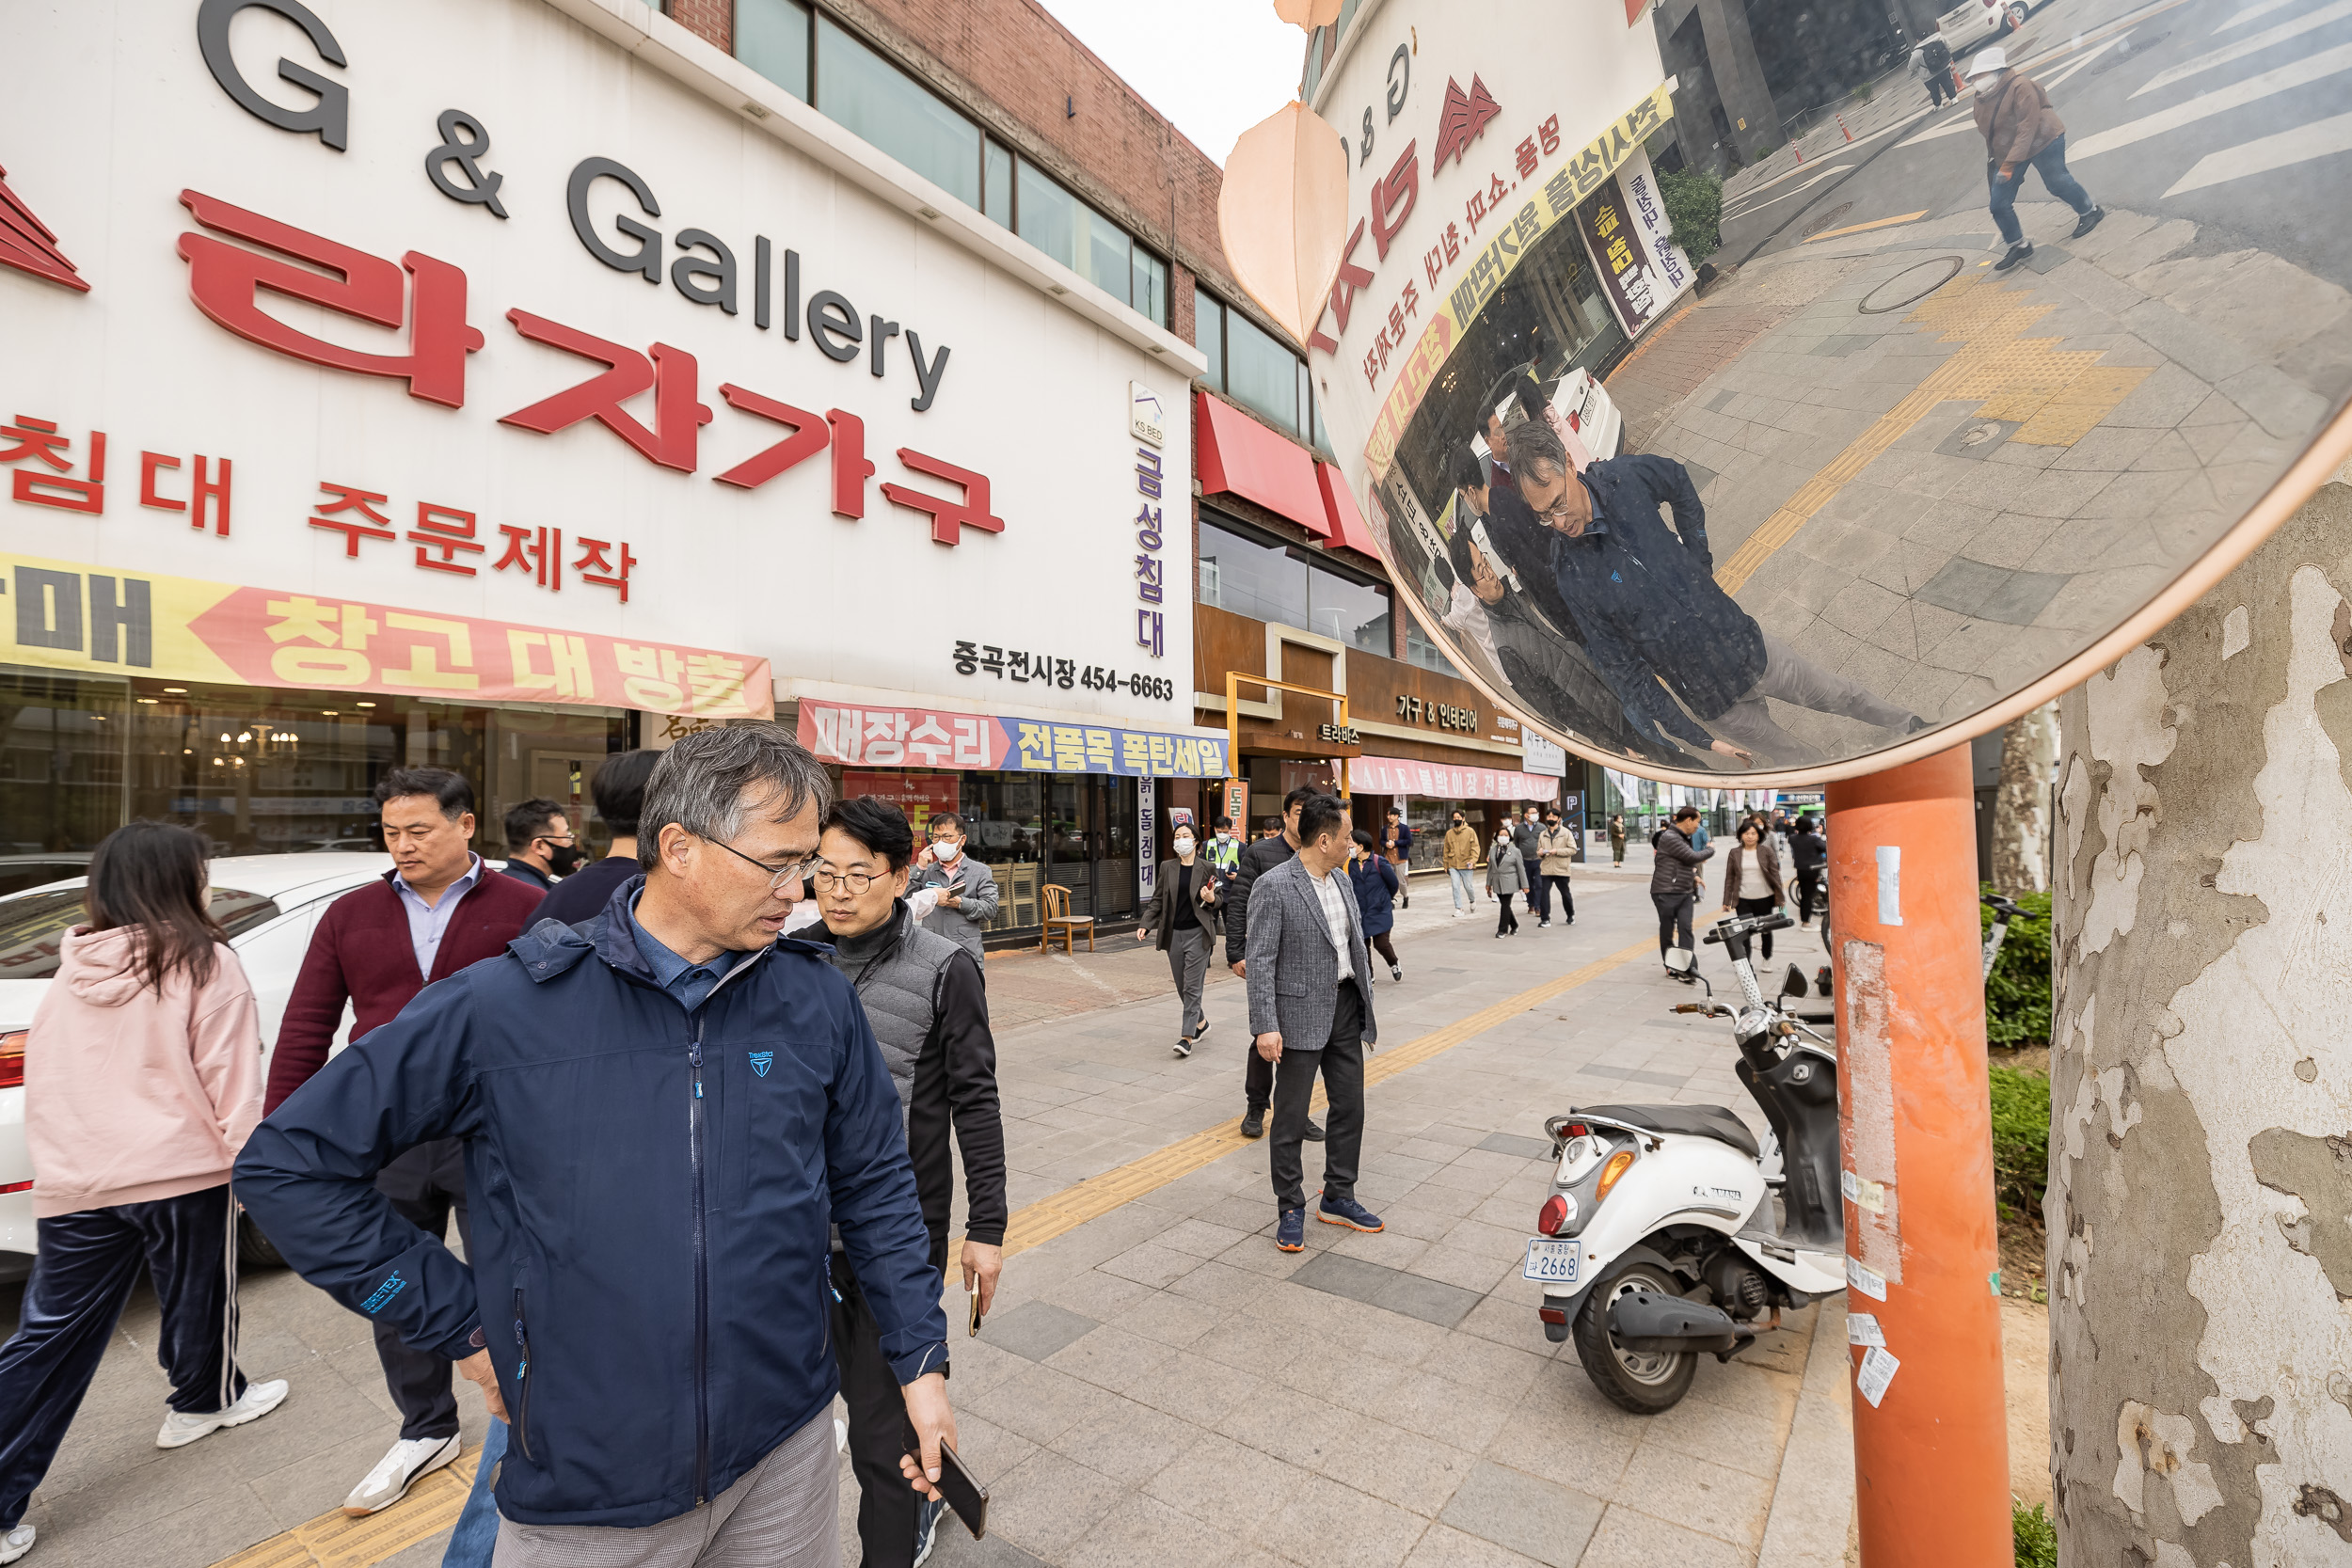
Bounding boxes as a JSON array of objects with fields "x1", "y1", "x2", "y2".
[{"x1": 1581, "y1": 1103, "x2": 1760, "y2": 1160}]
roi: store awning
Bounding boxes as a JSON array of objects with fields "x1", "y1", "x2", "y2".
[
  {"x1": 1350, "y1": 753, "x2": 1558, "y2": 802},
  {"x1": 799, "y1": 698, "x2": 1231, "y2": 778},
  {"x1": 1316, "y1": 461, "x2": 1382, "y2": 560},
  {"x1": 1196, "y1": 391, "x2": 1329, "y2": 537}
]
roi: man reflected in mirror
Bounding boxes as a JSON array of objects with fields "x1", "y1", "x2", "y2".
[{"x1": 1512, "y1": 419, "x2": 1927, "y2": 768}]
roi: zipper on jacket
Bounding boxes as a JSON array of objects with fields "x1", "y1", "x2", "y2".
[
  {"x1": 511, "y1": 1287, "x2": 534, "y2": 1461},
  {"x1": 689, "y1": 1015, "x2": 709, "y2": 1505}
]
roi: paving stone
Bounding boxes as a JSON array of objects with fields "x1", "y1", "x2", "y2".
[
  {"x1": 1437, "y1": 1460, "x2": 1607, "y2": 1568},
  {"x1": 1574, "y1": 1504, "x2": 1754, "y2": 1568},
  {"x1": 1144, "y1": 1431, "x2": 1315, "y2": 1532},
  {"x1": 1611, "y1": 1442, "x2": 1776, "y2": 1548},
  {"x1": 978, "y1": 1301, "x2": 1100, "y2": 1363},
  {"x1": 1260, "y1": 1473, "x2": 1435, "y2": 1568}
]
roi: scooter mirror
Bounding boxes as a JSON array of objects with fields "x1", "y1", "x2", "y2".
[
  {"x1": 1664, "y1": 948, "x2": 1694, "y2": 974},
  {"x1": 1781, "y1": 964, "x2": 1809, "y2": 1000}
]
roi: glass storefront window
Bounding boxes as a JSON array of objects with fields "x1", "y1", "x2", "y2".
[
  {"x1": 1199, "y1": 519, "x2": 1309, "y2": 627},
  {"x1": 816, "y1": 16, "x2": 981, "y2": 208},
  {"x1": 1406, "y1": 619, "x2": 1460, "y2": 677},
  {"x1": 0, "y1": 672, "x2": 623, "y2": 859},
  {"x1": 1225, "y1": 308, "x2": 1302, "y2": 436},
  {"x1": 1310, "y1": 570, "x2": 1391, "y2": 653},
  {"x1": 735, "y1": 0, "x2": 811, "y2": 100}
]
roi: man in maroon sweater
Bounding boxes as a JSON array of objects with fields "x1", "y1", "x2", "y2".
[{"x1": 264, "y1": 767, "x2": 540, "y2": 1517}]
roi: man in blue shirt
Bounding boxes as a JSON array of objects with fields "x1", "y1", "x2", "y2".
[
  {"x1": 240, "y1": 726, "x2": 954, "y2": 1567},
  {"x1": 1510, "y1": 419, "x2": 1925, "y2": 767}
]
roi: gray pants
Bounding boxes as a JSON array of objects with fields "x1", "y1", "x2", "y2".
[
  {"x1": 491, "y1": 1410, "x2": 837, "y2": 1568},
  {"x1": 1168, "y1": 924, "x2": 1211, "y2": 1038},
  {"x1": 1708, "y1": 633, "x2": 1919, "y2": 765}
]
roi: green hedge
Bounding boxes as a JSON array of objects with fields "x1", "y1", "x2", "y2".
[
  {"x1": 1658, "y1": 169, "x2": 1723, "y2": 263},
  {"x1": 1982, "y1": 886, "x2": 2051, "y2": 1045},
  {"x1": 1988, "y1": 1065, "x2": 2050, "y2": 1219},
  {"x1": 2013, "y1": 1502, "x2": 2057, "y2": 1566}
]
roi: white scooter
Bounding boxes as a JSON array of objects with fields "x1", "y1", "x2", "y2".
[{"x1": 1522, "y1": 911, "x2": 1846, "y2": 1413}]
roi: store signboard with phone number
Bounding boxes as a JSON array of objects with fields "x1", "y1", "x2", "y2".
[{"x1": 800, "y1": 701, "x2": 1230, "y2": 779}]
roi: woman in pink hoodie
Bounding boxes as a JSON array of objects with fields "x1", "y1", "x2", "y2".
[{"x1": 0, "y1": 822, "x2": 288, "y2": 1567}]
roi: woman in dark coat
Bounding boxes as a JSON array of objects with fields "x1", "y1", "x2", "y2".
[{"x1": 1348, "y1": 830, "x2": 1404, "y2": 982}]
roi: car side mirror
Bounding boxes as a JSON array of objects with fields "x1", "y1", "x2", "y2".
[{"x1": 1781, "y1": 964, "x2": 1809, "y2": 999}]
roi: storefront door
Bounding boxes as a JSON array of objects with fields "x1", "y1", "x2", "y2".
[{"x1": 1044, "y1": 776, "x2": 1139, "y2": 922}]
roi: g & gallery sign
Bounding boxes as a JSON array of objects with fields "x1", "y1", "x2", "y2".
[{"x1": 0, "y1": 0, "x2": 1193, "y2": 721}]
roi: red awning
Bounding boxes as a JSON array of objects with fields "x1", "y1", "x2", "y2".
[
  {"x1": 1196, "y1": 391, "x2": 1329, "y2": 536},
  {"x1": 1316, "y1": 461, "x2": 1382, "y2": 561}
]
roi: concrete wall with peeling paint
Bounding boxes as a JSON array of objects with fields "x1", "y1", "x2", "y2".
[{"x1": 2052, "y1": 483, "x2": 2352, "y2": 1564}]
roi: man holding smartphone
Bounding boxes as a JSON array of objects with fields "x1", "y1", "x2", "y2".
[
  {"x1": 815, "y1": 797, "x2": 1007, "y2": 1568},
  {"x1": 910, "y1": 814, "x2": 998, "y2": 961}
]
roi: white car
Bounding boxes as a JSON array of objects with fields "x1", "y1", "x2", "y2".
[
  {"x1": 1939, "y1": 0, "x2": 2029, "y2": 56},
  {"x1": 1471, "y1": 364, "x2": 1627, "y2": 473},
  {"x1": 0, "y1": 852, "x2": 397, "y2": 1277}
]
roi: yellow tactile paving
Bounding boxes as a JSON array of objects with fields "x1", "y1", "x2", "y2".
[
  {"x1": 209, "y1": 1449, "x2": 479, "y2": 1568},
  {"x1": 1803, "y1": 210, "x2": 1928, "y2": 244},
  {"x1": 1713, "y1": 275, "x2": 2152, "y2": 593},
  {"x1": 205, "y1": 935, "x2": 1656, "y2": 1568}
]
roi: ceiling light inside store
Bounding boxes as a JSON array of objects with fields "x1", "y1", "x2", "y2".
[
  {"x1": 137, "y1": 697, "x2": 158, "y2": 704},
  {"x1": 356, "y1": 702, "x2": 375, "y2": 708},
  {"x1": 163, "y1": 688, "x2": 185, "y2": 694}
]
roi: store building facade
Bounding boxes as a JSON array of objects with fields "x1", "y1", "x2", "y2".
[{"x1": 0, "y1": 0, "x2": 1222, "y2": 937}]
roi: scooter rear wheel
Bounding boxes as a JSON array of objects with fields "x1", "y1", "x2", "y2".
[{"x1": 1574, "y1": 1262, "x2": 1699, "y2": 1414}]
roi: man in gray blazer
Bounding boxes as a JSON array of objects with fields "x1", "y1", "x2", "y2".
[
  {"x1": 909, "y1": 812, "x2": 999, "y2": 961},
  {"x1": 1245, "y1": 794, "x2": 1384, "y2": 1252}
]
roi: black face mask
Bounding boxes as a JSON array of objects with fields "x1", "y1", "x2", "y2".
[{"x1": 546, "y1": 843, "x2": 586, "y2": 877}]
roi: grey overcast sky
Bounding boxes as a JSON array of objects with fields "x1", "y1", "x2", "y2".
[{"x1": 1033, "y1": 0, "x2": 1307, "y2": 167}]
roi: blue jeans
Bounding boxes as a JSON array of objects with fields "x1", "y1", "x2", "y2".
[
  {"x1": 1447, "y1": 867, "x2": 1475, "y2": 910},
  {"x1": 1987, "y1": 135, "x2": 2092, "y2": 245},
  {"x1": 440, "y1": 1418, "x2": 505, "y2": 1567}
]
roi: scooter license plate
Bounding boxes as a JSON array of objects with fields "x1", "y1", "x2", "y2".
[{"x1": 1522, "y1": 1239, "x2": 1580, "y2": 1283}]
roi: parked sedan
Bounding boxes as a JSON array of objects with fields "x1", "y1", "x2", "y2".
[
  {"x1": 0, "y1": 853, "x2": 395, "y2": 1277},
  {"x1": 1939, "y1": 0, "x2": 2030, "y2": 56}
]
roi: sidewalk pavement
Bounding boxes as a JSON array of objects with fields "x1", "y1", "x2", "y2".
[{"x1": 6, "y1": 869, "x2": 1857, "y2": 1568}]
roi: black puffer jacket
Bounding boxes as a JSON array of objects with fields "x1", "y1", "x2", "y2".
[
  {"x1": 1649, "y1": 826, "x2": 1715, "y2": 899},
  {"x1": 1222, "y1": 832, "x2": 1297, "y2": 962}
]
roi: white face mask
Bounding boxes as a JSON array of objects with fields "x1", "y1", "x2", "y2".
[
  {"x1": 1172, "y1": 836, "x2": 1195, "y2": 855},
  {"x1": 933, "y1": 839, "x2": 962, "y2": 862},
  {"x1": 1972, "y1": 75, "x2": 1997, "y2": 95}
]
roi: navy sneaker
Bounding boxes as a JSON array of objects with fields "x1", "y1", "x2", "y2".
[
  {"x1": 1276, "y1": 1208, "x2": 1306, "y2": 1252},
  {"x1": 914, "y1": 1497, "x2": 946, "y2": 1566},
  {"x1": 1318, "y1": 1194, "x2": 1385, "y2": 1233}
]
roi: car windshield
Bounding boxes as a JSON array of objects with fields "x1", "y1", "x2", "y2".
[{"x1": 0, "y1": 887, "x2": 284, "y2": 982}]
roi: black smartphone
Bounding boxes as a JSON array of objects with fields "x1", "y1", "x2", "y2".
[{"x1": 933, "y1": 1440, "x2": 989, "y2": 1539}]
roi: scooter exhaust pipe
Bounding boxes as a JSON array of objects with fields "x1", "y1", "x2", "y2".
[{"x1": 1607, "y1": 1292, "x2": 1757, "y2": 1361}]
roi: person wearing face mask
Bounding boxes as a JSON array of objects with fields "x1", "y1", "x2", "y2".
[
  {"x1": 1486, "y1": 823, "x2": 1526, "y2": 937},
  {"x1": 909, "y1": 814, "x2": 998, "y2": 963},
  {"x1": 1136, "y1": 823, "x2": 1220, "y2": 1056},
  {"x1": 1442, "y1": 811, "x2": 1481, "y2": 916},
  {"x1": 1516, "y1": 418, "x2": 1927, "y2": 767},
  {"x1": 1968, "y1": 47, "x2": 2103, "y2": 272},
  {"x1": 499, "y1": 800, "x2": 581, "y2": 895}
]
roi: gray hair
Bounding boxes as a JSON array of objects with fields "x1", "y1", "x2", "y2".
[
  {"x1": 1507, "y1": 412, "x2": 1570, "y2": 482},
  {"x1": 638, "y1": 722, "x2": 834, "y2": 870}
]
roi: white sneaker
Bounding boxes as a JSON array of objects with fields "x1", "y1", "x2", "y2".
[
  {"x1": 342, "y1": 1433, "x2": 460, "y2": 1516},
  {"x1": 0, "y1": 1526, "x2": 33, "y2": 1565},
  {"x1": 156, "y1": 1378, "x2": 289, "y2": 1449}
]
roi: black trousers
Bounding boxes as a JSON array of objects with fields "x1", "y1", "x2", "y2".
[
  {"x1": 1270, "y1": 984, "x2": 1366, "y2": 1212},
  {"x1": 1926, "y1": 74, "x2": 1950, "y2": 107},
  {"x1": 1496, "y1": 892, "x2": 1518, "y2": 934},
  {"x1": 1540, "y1": 875, "x2": 1575, "y2": 923},
  {"x1": 0, "y1": 1184, "x2": 246, "y2": 1528},
  {"x1": 1735, "y1": 895, "x2": 1778, "y2": 960},
  {"x1": 1243, "y1": 1027, "x2": 1275, "y2": 1112},
  {"x1": 1524, "y1": 874, "x2": 1549, "y2": 920},
  {"x1": 1368, "y1": 930, "x2": 1399, "y2": 969},
  {"x1": 830, "y1": 1252, "x2": 923, "y2": 1568},
  {"x1": 1795, "y1": 865, "x2": 1824, "y2": 924},
  {"x1": 374, "y1": 1140, "x2": 469, "y2": 1442},
  {"x1": 1654, "y1": 892, "x2": 1696, "y2": 959}
]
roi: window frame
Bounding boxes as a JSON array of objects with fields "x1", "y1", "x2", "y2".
[
  {"x1": 1192, "y1": 290, "x2": 1331, "y2": 457},
  {"x1": 1198, "y1": 508, "x2": 1392, "y2": 647},
  {"x1": 735, "y1": 3, "x2": 1170, "y2": 327}
]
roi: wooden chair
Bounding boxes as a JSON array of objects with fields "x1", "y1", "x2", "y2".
[{"x1": 1040, "y1": 883, "x2": 1096, "y2": 954}]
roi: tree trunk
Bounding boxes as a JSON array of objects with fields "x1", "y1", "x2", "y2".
[
  {"x1": 1992, "y1": 701, "x2": 2059, "y2": 895},
  {"x1": 2050, "y1": 483, "x2": 2352, "y2": 1564}
]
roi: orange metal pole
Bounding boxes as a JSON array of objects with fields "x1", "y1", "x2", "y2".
[{"x1": 1824, "y1": 746, "x2": 2009, "y2": 1564}]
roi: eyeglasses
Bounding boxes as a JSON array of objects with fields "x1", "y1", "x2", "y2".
[
  {"x1": 812, "y1": 867, "x2": 884, "y2": 894},
  {"x1": 704, "y1": 835, "x2": 822, "y2": 893}
]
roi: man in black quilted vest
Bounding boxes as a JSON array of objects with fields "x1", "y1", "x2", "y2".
[{"x1": 815, "y1": 796, "x2": 1008, "y2": 1568}]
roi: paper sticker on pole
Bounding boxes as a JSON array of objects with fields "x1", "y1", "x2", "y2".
[{"x1": 1278, "y1": 0, "x2": 2352, "y2": 787}]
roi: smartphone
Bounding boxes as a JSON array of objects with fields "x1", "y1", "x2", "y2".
[
  {"x1": 968, "y1": 1292, "x2": 983, "y2": 1338},
  {"x1": 933, "y1": 1439, "x2": 990, "y2": 1539},
  {"x1": 1469, "y1": 519, "x2": 1521, "y2": 591}
]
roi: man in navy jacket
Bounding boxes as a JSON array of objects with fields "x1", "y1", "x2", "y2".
[{"x1": 239, "y1": 725, "x2": 953, "y2": 1563}]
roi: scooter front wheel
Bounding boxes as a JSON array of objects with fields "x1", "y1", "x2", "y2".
[{"x1": 1574, "y1": 1262, "x2": 1699, "y2": 1414}]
